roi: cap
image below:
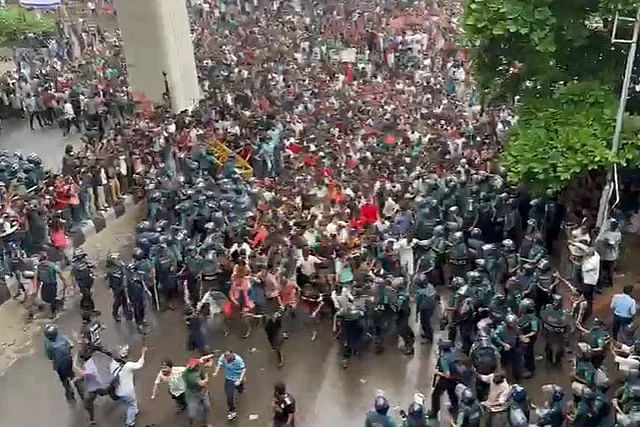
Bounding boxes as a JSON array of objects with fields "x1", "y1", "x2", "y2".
[{"x1": 186, "y1": 358, "x2": 200, "y2": 368}]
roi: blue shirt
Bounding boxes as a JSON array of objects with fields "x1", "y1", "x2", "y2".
[
  {"x1": 218, "y1": 354, "x2": 245, "y2": 382},
  {"x1": 611, "y1": 294, "x2": 637, "y2": 318}
]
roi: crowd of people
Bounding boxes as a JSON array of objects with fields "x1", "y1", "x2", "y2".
[{"x1": 0, "y1": 0, "x2": 636, "y2": 426}]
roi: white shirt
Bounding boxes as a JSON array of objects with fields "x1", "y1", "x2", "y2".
[
  {"x1": 478, "y1": 373, "x2": 511, "y2": 405},
  {"x1": 110, "y1": 355, "x2": 144, "y2": 398},
  {"x1": 298, "y1": 255, "x2": 321, "y2": 276},
  {"x1": 581, "y1": 252, "x2": 600, "y2": 285},
  {"x1": 63, "y1": 102, "x2": 75, "y2": 119}
]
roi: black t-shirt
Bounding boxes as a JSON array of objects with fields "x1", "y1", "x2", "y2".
[
  {"x1": 273, "y1": 393, "x2": 295, "y2": 425},
  {"x1": 265, "y1": 316, "x2": 282, "y2": 346}
]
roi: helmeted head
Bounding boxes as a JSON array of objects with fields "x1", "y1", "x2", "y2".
[
  {"x1": 407, "y1": 401, "x2": 424, "y2": 420},
  {"x1": 470, "y1": 228, "x2": 482, "y2": 240},
  {"x1": 537, "y1": 257, "x2": 551, "y2": 272},
  {"x1": 475, "y1": 258, "x2": 487, "y2": 271},
  {"x1": 592, "y1": 317, "x2": 605, "y2": 329},
  {"x1": 44, "y1": 323, "x2": 58, "y2": 341},
  {"x1": 551, "y1": 293, "x2": 562, "y2": 309},
  {"x1": 132, "y1": 247, "x2": 145, "y2": 260},
  {"x1": 518, "y1": 298, "x2": 535, "y2": 315},
  {"x1": 502, "y1": 239, "x2": 515, "y2": 251},
  {"x1": 433, "y1": 225, "x2": 445, "y2": 237},
  {"x1": 511, "y1": 384, "x2": 527, "y2": 403},
  {"x1": 374, "y1": 395, "x2": 390, "y2": 415},
  {"x1": 460, "y1": 388, "x2": 475, "y2": 405},
  {"x1": 452, "y1": 231, "x2": 464, "y2": 243},
  {"x1": 505, "y1": 313, "x2": 518, "y2": 327},
  {"x1": 541, "y1": 384, "x2": 564, "y2": 402},
  {"x1": 451, "y1": 276, "x2": 465, "y2": 289}
]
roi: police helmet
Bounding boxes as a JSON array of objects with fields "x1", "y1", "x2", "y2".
[
  {"x1": 519, "y1": 298, "x2": 535, "y2": 314},
  {"x1": 502, "y1": 239, "x2": 515, "y2": 251},
  {"x1": 460, "y1": 388, "x2": 475, "y2": 405},
  {"x1": 448, "y1": 206, "x2": 460, "y2": 216},
  {"x1": 511, "y1": 384, "x2": 527, "y2": 402},
  {"x1": 475, "y1": 258, "x2": 487, "y2": 269},
  {"x1": 551, "y1": 293, "x2": 563, "y2": 308},
  {"x1": 467, "y1": 271, "x2": 481, "y2": 283},
  {"x1": 537, "y1": 258, "x2": 551, "y2": 272},
  {"x1": 132, "y1": 247, "x2": 145, "y2": 260},
  {"x1": 27, "y1": 152, "x2": 42, "y2": 165},
  {"x1": 451, "y1": 276, "x2": 465, "y2": 288},
  {"x1": 374, "y1": 396, "x2": 390, "y2": 415},
  {"x1": 592, "y1": 317, "x2": 605, "y2": 328},
  {"x1": 470, "y1": 228, "x2": 482, "y2": 239},
  {"x1": 505, "y1": 314, "x2": 518, "y2": 325},
  {"x1": 136, "y1": 221, "x2": 152, "y2": 233},
  {"x1": 549, "y1": 385, "x2": 564, "y2": 402},
  {"x1": 433, "y1": 225, "x2": 445, "y2": 236},
  {"x1": 408, "y1": 401, "x2": 424, "y2": 419},
  {"x1": 44, "y1": 324, "x2": 58, "y2": 340},
  {"x1": 452, "y1": 231, "x2": 464, "y2": 242}
]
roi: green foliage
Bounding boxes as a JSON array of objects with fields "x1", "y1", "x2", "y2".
[
  {"x1": 503, "y1": 82, "x2": 640, "y2": 194},
  {"x1": 464, "y1": 0, "x2": 626, "y2": 102},
  {"x1": 0, "y1": 7, "x2": 56, "y2": 46}
]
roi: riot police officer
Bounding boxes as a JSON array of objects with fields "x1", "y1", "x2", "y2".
[
  {"x1": 415, "y1": 275, "x2": 436, "y2": 343},
  {"x1": 455, "y1": 388, "x2": 482, "y2": 427},
  {"x1": 133, "y1": 247, "x2": 158, "y2": 311},
  {"x1": 155, "y1": 244, "x2": 178, "y2": 310},
  {"x1": 400, "y1": 393, "x2": 432, "y2": 427},
  {"x1": 540, "y1": 293, "x2": 568, "y2": 365},
  {"x1": 615, "y1": 375, "x2": 640, "y2": 427},
  {"x1": 105, "y1": 252, "x2": 131, "y2": 321},
  {"x1": 535, "y1": 384, "x2": 565, "y2": 427},
  {"x1": 37, "y1": 252, "x2": 65, "y2": 318},
  {"x1": 517, "y1": 298, "x2": 539, "y2": 378},
  {"x1": 183, "y1": 246, "x2": 204, "y2": 307},
  {"x1": 492, "y1": 314, "x2": 523, "y2": 381},
  {"x1": 470, "y1": 333, "x2": 500, "y2": 401},
  {"x1": 365, "y1": 395, "x2": 394, "y2": 427},
  {"x1": 585, "y1": 317, "x2": 608, "y2": 369},
  {"x1": 396, "y1": 285, "x2": 415, "y2": 355},
  {"x1": 126, "y1": 263, "x2": 148, "y2": 332},
  {"x1": 429, "y1": 340, "x2": 461, "y2": 419},
  {"x1": 509, "y1": 384, "x2": 530, "y2": 426},
  {"x1": 71, "y1": 248, "x2": 98, "y2": 316},
  {"x1": 467, "y1": 228, "x2": 484, "y2": 264},
  {"x1": 447, "y1": 231, "x2": 468, "y2": 283}
]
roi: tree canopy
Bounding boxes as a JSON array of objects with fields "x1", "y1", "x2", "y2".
[
  {"x1": 463, "y1": 0, "x2": 629, "y2": 102},
  {"x1": 0, "y1": 7, "x2": 55, "y2": 46},
  {"x1": 502, "y1": 82, "x2": 640, "y2": 194}
]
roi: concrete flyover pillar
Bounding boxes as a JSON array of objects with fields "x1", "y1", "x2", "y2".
[{"x1": 115, "y1": 0, "x2": 200, "y2": 113}]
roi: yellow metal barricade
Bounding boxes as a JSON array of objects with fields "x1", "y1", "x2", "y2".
[{"x1": 210, "y1": 140, "x2": 254, "y2": 180}]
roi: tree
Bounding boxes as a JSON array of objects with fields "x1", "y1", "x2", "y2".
[
  {"x1": 464, "y1": 0, "x2": 628, "y2": 102},
  {"x1": 0, "y1": 7, "x2": 55, "y2": 46},
  {"x1": 502, "y1": 82, "x2": 640, "y2": 194}
]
